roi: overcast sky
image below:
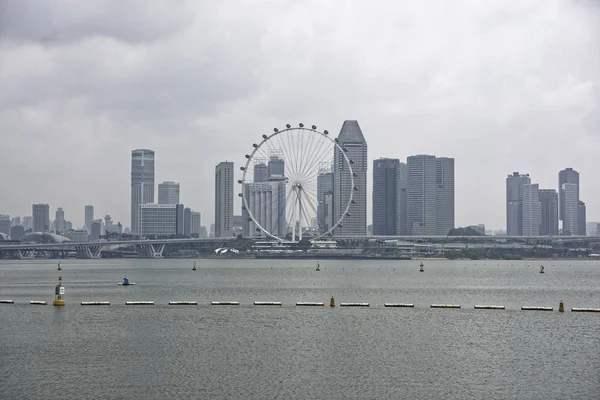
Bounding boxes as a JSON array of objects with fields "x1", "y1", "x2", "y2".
[{"x1": 0, "y1": 0, "x2": 598, "y2": 231}]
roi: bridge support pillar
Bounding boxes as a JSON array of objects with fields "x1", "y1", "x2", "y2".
[
  {"x1": 136, "y1": 244, "x2": 165, "y2": 258},
  {"x1": 75, "y1": 245, "x2": 104, "y2": 259}
]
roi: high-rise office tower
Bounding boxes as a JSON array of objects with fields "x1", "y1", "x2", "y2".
[
  {"x1": 184, "y1": 207, "x2": 191, "y2": 236},
  {"x1": 0, "y1": 215, "x2": 9, "y2": 235},
  {"x1": 506, "y1": 172, "x2": 531, "y2": 236},
  {"x1": 242, "y1": 177, "x2": 287, "y2": 237},
  {"x1": 131, "y1": 149, "x2": 155, "y2": 235},
  {"x1": 372, "y1": 158, "x2": 408, "y2": 236},
  {"x1": 559, "y1": 168, "x2": 579, "y2": 222},
  {"x1": 333, "y1": 120, "x2": 367, "y2": 236},
  {"x1": 561, "y1": 183, "x2": 578, "y2": 235},
  {"x1": 190, "y1": 211, "x2": 201, "y2": 236},
  {"x1": 539, "y1": 189, "x2": 559, "y2": 236},
  {"x1": 23, "y1": 216, "x2": 32, "y2": 231},
  {"x1": 215, "y1": 161, "x2": 234, "y2": 238},
  {"x1": 158, "y1": 181, "x2": 180, "y2": 205},
  {"x1": 578, "y1": 201, "x2": 586, "y2": 235},
  {"x1": 32, "y1": 204, "x2": 50, "y2": 233},
  {"x1": 407, "y1": 155, "x2": 437, "y2": 235},
  {"x1": 254, "y1": 161, "x2": 268, "y2": 183},
  {"x1": 84, "y1": 205, "x2": 94, "y2": 232},
  {"x1": 139, "y1": 204, "x2": 178, "y2": 236},
  {"x1": 435, "y1": 157, "x2": 455, "y2": 235},
  {"x1": 54, "y1": 207, "x2": 65, "y2": 233},
  {"x1": 267, "y1": 152, "x2": 285, "y2": 178},
  {"x1": 522, "y1": 184, "x2": 540, "y2": 236},
  {"x1": 317, "y1": 164, "x2": 334, "y2": 234},
  {"x1": 90, "y1": 219, "x2": 102, "y2": 241},
  {"x1": 176, "y1": 204, "x2": 185, "y2": 235}
]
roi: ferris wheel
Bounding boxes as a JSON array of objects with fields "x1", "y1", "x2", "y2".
[{"x1": 239, "y1": 123, "x2": 355, "y2": 242}]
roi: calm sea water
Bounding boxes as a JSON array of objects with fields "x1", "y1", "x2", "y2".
[{"x1": 1, "y1": 259, "x2": 599, "y2": 399}]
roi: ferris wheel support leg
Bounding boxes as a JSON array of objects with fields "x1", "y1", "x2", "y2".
[
  {"x1": 299, "y1": 191, "x2": 303, "y2": 242},
  {"x1": 292, "y1": 197, "x2": 296, "y2": 243}
]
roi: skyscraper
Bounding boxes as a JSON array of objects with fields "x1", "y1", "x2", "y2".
[
  {"x1": 539, "y1": 189, "x2": 558, "y2": 236},
  {"x1": 267, "y1": 152, "x2": 285, "y2": 178},
  {"x1": 254, "y1": 161, "x2": 268, "y2": 183},
  {"x1": 215, "y1": 161, "x2": 233, "y2": 238},
  {"x1": 184, "y1": 207, "x2": 191, "y2": 236},
  {"x1": 522, "y1": 184, "x2": 540, "y2": 236},
  {"x1": 562, "y1": 183, "x2": 578, "y2": 235},
  {"x1": 407, "y1": 155, "x2": 437, "y2": 235},
  {"x1": 578, "y1": 201, "x2": 586, "y2": 235},
  {"x1": 242, "y1": 177, "x2": 287, "y2": 238},
  {"x1": 372, "y1": 158, "x2": 407, "y2": 236},
  {"x1": 559, "y1": 168, "x2": 579, "y2": 222},
  {"x1": 333, "y1": 120, "x2": 367, "y2": 236},
  {"x1": 139, "y1": 204, "x2": 177, "y2": 236},
  {"x1": 317, "y1": 164, "x2": 333, "y2": 234},
  {"x1": 131, "y1": 149, "x2": 155, "y2": 235},
  {"x1": 84, "y1": 205, "x2": 94, "y2": 233},
  {"x1": 190, "y1": 211, "x2": 201, "y2": 237},
  {"x1": 158, "y1": 181, "x2": 180, "y2": 205},
  {"x1": 32, "y1": 204, "x2": 50, "y2": 233},
  {"x1": 54, "y1": 207, "x2": 65, "y2": 233},
  {"x1": 506, "y1": 172, "x2": 531, "y2": 236},
  {"x1": 435, "y1": 157, "x2": 455, "y2": 235}
]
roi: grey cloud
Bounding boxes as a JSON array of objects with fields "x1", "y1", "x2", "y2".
[{"x1": 0, "y1": 0, "x2": 195, "y2": 44}]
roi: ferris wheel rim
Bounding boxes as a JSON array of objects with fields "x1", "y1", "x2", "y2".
[{"x1": 240, "y1": 125, "x2": 355, "y2": 242}]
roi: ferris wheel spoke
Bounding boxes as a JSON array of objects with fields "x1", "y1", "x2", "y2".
[
  {"x1": 296, "y1": 134, "x2": 326, "y2": 182},
  {"x1": 272, "y1": 132, "x2": 296, "y2": 179},
  {"x1": 298, "y1": 141, "x2": 334, "y2": 182}
]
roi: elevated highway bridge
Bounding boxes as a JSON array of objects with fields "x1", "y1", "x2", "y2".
[{"x1": 0, "y1": 235, "x2": 595, "y2": 259}]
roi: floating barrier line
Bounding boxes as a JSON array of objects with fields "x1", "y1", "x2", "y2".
[
  {"x1": 384, "y1": 303, "x2": 414, "y2": 307},
  {"x1": 431, "y1": 304, "x2": 461, "y2": 309},
  {"x1": 169, "y1": 301, "x2": 198, "y2": 305},
  {"x1": 521, "y1": 306, "x2": 553, "y2": 311},
  {"x1": 0, "y1": 300, "x2": 14, "y2": 304},
  {"x1": 254, "y1": 301, "x2": 282, "y2": 306},
  {"x1": 30, "y1": 301, "x2": 47, "y2": 305},
  {"x1": 571, "y1": 308, "x2": 600, "y2": 313},
  {"x1": 125, "y1": 301, "x2": 154, "y2": 305},
  {"x1": 211, "y1": 301, "x2": 239, "y2": 305},
  {"x1": 81, "y1": 301, "x2": 110, "y2": 306},
  {"x1": 296, "y1": 302, "x2": 324, "y2": 306},
  {"x1": 340, "y1": 303, "x2": 370, "y2": 307},
  {"x1": 474, "y1": 305, "x2": 505, "y2": 310}
]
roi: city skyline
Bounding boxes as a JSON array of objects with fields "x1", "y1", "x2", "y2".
[{"x1": 1, "y1": 2, "x2": 598, "y2": 230}]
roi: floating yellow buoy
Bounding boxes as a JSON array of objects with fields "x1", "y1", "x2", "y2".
[
  {"x1": 53, "y1": 276, "x2": 65, "y2": 307},
  {"x1": 559, "y1": 300, "x2": 564, "y2": 313},
  {"x1": 330, "y1": 296, "x2": 335, "y2": 307}
]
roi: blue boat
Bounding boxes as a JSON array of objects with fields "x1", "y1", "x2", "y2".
[{"x1": 118, "y1": 277, "x2": 135, "y2": 286}]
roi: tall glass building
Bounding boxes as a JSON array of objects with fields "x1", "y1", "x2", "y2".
[
  {"x1": 333, "y1": 120, "x2": 367, "y2": 236},
  {"x1": 131, "y1": 149, "x2": 155, "y2": 234}
]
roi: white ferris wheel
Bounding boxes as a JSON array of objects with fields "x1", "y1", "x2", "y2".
[{"x1": 239, "y1": 123, "x2": 355, "y2": 242}]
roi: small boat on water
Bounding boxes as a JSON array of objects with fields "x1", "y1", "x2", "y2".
[
  {"x1": 316, "y1": 262, "x2": 320, "y2": 272},
  {"x1": 419, "y1": 262, "x2": 424, "y2": 272},
  {"x1": 540, "y1": 265, "x2": 545, "y2": 274},
  {"x1": 57, "y1": 260, "x2": 62, "y2": 271},
  {"x1": 118, "y1": 277, "x2": 135, "y2": 286},
  {"x1": 192, "y1": 261, "x2": 197, "y2": 271}
]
